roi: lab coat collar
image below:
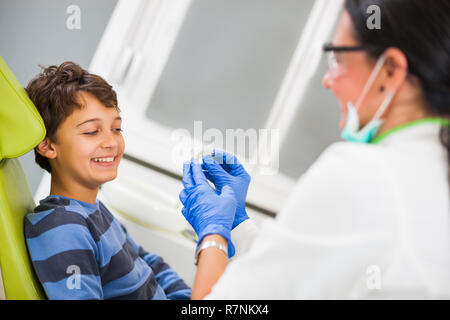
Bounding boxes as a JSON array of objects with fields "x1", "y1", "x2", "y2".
[{"x1": 370, "y1": 118, "x2": 448, "y2": 146}]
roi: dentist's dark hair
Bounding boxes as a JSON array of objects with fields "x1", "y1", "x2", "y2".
[
  {"x1": 345, "y1": 0, "x2": 450, "y2": 181},
  {"x1": 26, "y1": 61, "x2": 119, "y2": 173}
]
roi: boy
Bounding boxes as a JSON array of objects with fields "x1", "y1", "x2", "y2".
[{"x1": 24, "y1": 61, "x2": 191, "y2": 300}]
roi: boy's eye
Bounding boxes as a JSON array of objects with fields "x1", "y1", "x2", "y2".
[
  {"x1": 83, "y1": 128, "x2": 122, "y2": 135},
  {"x1": 83, "y1": 130, "x2": 98, "y2": 135}
]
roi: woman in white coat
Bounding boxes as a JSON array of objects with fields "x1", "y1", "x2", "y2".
[{"x1": 179, "y1": 0, "x2": 450, "y2": 299}]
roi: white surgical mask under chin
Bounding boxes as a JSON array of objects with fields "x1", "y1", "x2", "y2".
[{"x1": 340, "y1": 54, "x2": 396, "y2": 143}]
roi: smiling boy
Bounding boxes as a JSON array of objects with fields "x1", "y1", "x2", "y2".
[{"x1": 24, "y1": 62, "x2": 191, "y2": 300}]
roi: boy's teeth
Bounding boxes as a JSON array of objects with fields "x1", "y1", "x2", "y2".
[{"x1": 93, "y1": 157, "x2": 114, "y2": 162}]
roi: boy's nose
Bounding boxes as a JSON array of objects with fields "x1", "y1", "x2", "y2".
[{"x1": 100, "y1": 131, "x2": 119, "y2": 149}]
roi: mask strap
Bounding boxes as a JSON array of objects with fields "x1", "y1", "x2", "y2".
[
  {"x1": 372, "y1": 89, "x2": 396, "y2": 121},
  {"x1": 355, "y1": 53, "x2": 387, "y2": 111}
]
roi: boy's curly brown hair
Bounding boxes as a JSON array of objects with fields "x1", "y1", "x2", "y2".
[{"x1": 26, "y1": 61, "x2": 119, "y2": 173}]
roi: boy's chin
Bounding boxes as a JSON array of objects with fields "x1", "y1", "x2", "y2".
[
  {"x1": 103, "y1": 173, "x2": 118, "y2": 182},
  {"x1": 94, "y1": 172, "x2": 118, "y2": 186}
]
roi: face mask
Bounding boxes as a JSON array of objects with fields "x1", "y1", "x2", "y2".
[{"x1": 340, "y1": 53, "x2": 397, "y2": 143}]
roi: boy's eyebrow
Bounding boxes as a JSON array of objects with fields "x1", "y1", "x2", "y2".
[{"x1": 76, "y1": 116, "x2": 122, "y2": 127}]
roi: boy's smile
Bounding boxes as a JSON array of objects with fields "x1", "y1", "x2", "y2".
[{"x1": 44, "y1": 91, "x2": 125, "y2": 203}]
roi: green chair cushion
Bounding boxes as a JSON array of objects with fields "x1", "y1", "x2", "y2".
[
  {"x1": 0, "y1": 158, "x2": 46, "y2": 299},
  {"x1": 0, "y1": 56, "x2": 46, "y2": 160},
  {"x1": 0, "y1": 56, "x2": 46, "y2": 299}
]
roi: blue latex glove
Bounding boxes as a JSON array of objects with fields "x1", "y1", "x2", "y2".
[
  {"x1": 179, "y1": 159, "x2": 237, "y2": 257},
  {"x1": 201, "y1": 150, "x2": 251, "y2": 229}
]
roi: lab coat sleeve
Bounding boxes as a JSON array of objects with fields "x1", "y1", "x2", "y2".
[
  {"x1": 231, "y1": 219, "x2": 259, "y2": 257},
  {"x1": 205, "y1": 142, "x2": 396, "y2": 299}
]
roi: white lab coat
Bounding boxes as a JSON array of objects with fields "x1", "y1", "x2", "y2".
[{"x1": 206, "y1": 122, "x2": 450, "y2": 299}]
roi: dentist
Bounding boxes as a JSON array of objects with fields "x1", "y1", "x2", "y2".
[{"x1": 179, "y1": 0, "x2": 450, "y2": 299}]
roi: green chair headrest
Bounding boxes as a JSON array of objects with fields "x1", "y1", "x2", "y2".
[{"x1": 0, "y1": 56, "x2": 46, "y2": 161}]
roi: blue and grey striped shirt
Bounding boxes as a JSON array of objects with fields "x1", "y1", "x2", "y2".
[{"x1": 25, "y1": 195, "x2": 191, "y2": 300}]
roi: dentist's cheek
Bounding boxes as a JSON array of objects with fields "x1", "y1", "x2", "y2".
[{"x1": 322, "y1": 73, "x2": 346, "y2": 130}]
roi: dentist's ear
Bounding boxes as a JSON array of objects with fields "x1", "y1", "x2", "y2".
[
  {"x1": 381, "y1": 47, "x2": 409, "y2": 91},
  {"x1": 36, "y1": 137, "x2": 57, "y2": 159}
]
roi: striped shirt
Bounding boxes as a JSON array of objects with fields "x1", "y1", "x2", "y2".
[{"x1": 25, "y1": 195, "x2": 191, "y2": 300}]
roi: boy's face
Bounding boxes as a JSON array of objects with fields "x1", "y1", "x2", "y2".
[{"x1": 49, "y1": 92, "x2": 125, "y2": 189}]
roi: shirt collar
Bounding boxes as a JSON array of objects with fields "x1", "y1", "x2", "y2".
[{"x1": 47, "y1": 194, "x2": 99, "y2": 211}]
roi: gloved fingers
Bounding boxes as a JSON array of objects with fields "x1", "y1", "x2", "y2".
[
  {"x1": 202, "y1": 155, "x2": 229, "y2": 178},
  {"x1": 191, "y1": 159, "x2": 210, "y2": 186},
  {"x1": 212, "y1": 150, "x2": 244, "y2": 175},
  {"x1": 201, "y1": 162, "x2": 215, "y2": 183},
  {"x1": 182, "y1": 161, "x2": 195, "y2": 188},
  {"x1": 179, "y1": 188, "x2": 188, "y2": 206},
  {"x1": 220, "y1": 185, "x2": 236, "y2": 201},
  {"x1": 181, "y1": 207, "x2": 189, "y2": 220}
]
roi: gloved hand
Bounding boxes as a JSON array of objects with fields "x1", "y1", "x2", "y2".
[
  {"x1": 201, "y1": 150, "x2": 251, "y2": 229},
  {"x1": 179, "y1": 159, "x2": 237, "y2": 257}
]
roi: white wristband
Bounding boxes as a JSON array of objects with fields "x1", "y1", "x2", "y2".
[{"x1": 194, "y1": 241, "x2": 228, "y2": 266}]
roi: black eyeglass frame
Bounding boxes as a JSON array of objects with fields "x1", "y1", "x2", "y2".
[{"x1": 322, "y1": 42, "x2": 369, "y2": 52}]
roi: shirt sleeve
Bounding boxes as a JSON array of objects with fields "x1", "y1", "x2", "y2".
[
  {"x1": 205, "y1": 143, "x2": 396, "y2": 299},
  {"x1": 121, "y1": 225, "x2": 192, "y2": 300},
  {"x1": 25, "y1": 207, "x2": 103, "y2": 300}
]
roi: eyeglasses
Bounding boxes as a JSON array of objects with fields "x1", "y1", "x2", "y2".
[{"x1": 322, "y1": 42, "x2": 370, "y2": 79}]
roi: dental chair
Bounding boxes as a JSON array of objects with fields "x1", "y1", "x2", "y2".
[{"x1": 0, "y1": 56, "x2": 46, "y2": 299}]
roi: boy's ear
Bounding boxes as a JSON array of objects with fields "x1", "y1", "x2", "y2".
[{"x1": 36, "y1": 137, "x2": 57, "y2": 159}]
